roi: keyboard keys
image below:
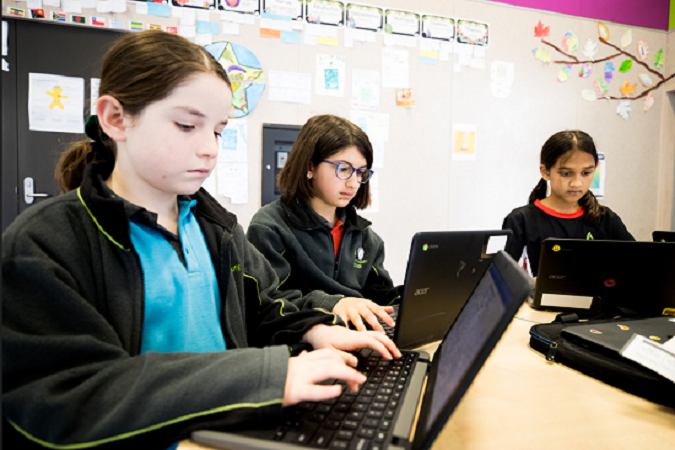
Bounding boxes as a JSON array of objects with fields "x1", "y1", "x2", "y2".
[
  {"x1": 349, "y1": 437, "x2": 371, "y2": 450},
  {"x1": 316, "y1": 404, "x2": 332, "y2": 413},
  {"x1": 324, "y1": 420, "x2": 340, "y2": 430},
  {"x1": 311, "y1": 430, "x2": 334, "y2": 448},
  {"x1": 357, "y1": 428, "x2": 375, "y2": 439},
  {"x1": 347, "y1": 411, "x2": 364, "y2": 421},
  {"x1": 336, "y1": 430, "x2": 354, "y2": 441},
  {"x1": 363, "y1": 419, "x2": 379, "y2": 429},
  {"x1": 342, "y1": 420, "x2": 359, "y2": 430},
  {"x1": 330, "y1": 440, "x2": 349, "y2": 450}
]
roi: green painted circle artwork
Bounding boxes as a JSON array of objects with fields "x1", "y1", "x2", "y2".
[{"x1": 205, "y1": 42, "x2": 265, "y2": 119}]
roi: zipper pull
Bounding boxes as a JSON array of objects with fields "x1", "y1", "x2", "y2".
[{"x1": 546, "y1": 341, "x2": 559, "y2": 361}]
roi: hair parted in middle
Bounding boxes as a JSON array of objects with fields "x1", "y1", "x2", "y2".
[{"x1": 278, "y1": 114, "x2": 373, "y2": 210}]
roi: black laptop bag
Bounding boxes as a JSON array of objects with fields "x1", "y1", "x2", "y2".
[{"x1": 529, "y1": 309, "x2": 675, "y2": 407}]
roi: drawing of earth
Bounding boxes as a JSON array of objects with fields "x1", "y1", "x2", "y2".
[{"x1": 205, "y1": 42, "x2": 265, "y2": 119}]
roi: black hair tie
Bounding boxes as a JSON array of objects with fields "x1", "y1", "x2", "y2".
[{"x1": 85, "y1": 115, "x2": 110, "y2": 143}]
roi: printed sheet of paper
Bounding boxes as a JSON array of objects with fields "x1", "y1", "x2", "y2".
[
  {"x1": 351, "y1": 69, "x2": 380, "y2": 111},
  {"x1": 90, "y1": 78, "x2": 100, "y2": 114},
  {"x1": 218, "y1": 119, "x2": 248, "y2": 163},
  {"x1": 350, "y1": 111, "x2": 389, "y2": 142},
  {"x1": 382, "y1": 47, "x2": 409, "y2": 88},
  {"x1": 490, "y1": 60, "x2": 514, "y2": 98},
  {"x1": 361, "y1": 173, "x2": 379, "y2": 214},
  {"x1": 29, "y1": 73, "x2": 85, "y2": 134},
  {"x1": 217, "y1": 162, "x2": 248, "y2": 204},
  {"x1": 452, "y1": 123, "x2": 476, "y2": 161},
  {"x1": 590, "y1": 152, "x2": 605, "y2": 199},
  {"x1": 620, "y1": 334, "x2": 675, "y2": 383},
  {"x1": 371, "y1": 140, "x2": 384, "y2": 168},
  {"x1": 315, "y1": 54, "x2": 345, "y2": 97},
  {"x1": 268, "y1": 71, "x2": 312, "y2": 104}
]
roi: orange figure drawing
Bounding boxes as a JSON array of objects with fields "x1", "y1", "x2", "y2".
[{"x1": 47, "y1": 86, "x2": 68, "y2": 109}]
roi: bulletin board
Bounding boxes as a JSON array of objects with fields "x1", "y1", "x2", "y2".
[{"x1": 3, "y1": 0, "x2": 674, "y2": 284}]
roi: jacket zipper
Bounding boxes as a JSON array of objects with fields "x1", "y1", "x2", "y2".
[
  {"x1": 132, "y1": 249, "x2": 146, "y2": 356},
  {"x1": 529, "y1": 329, "x2": 560, "y2": 361}
]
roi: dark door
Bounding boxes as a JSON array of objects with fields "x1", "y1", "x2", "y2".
[{"x1": 2, "y1": 18, "x2": 123, "y2": 231}]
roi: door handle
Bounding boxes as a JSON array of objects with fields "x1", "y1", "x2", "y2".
[{"x1": 23, "y1": 177, "x2": 51, "y2": 204}]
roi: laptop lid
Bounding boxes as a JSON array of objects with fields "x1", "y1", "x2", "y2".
[
  {"x1": 653, "y1": 231, "x2": 675, "y2": 243},
  {"x1": 394, "y1": 230, "x2": 512, "y2": 349},
  {"x1": 532, "y1": 239, "x2": 675, "y2": 316},
  {"x1": 412, "y1": 250, "x2": 532, "y2": 450}
]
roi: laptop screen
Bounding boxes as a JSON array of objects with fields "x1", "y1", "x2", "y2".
[{"x1": 423, "y1": 264, "x2": 514, "y2": 436}]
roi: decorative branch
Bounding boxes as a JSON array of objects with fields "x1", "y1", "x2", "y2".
[
  {"x1": 541, "y1": 39, "x2": 620, "y2": 65},
  {"x1": 598, "y1": 38, "x2": 663, "y2": 80},
  {"x1": 604, "y1": 73, "x2": 675, "y2": 100}
]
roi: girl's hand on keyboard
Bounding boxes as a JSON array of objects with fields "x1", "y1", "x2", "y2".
[
  {"x1": 333, "y1": 297, "x2": 395, "y2": 333},
  {"x1": 302, "y1": 324, "x2": 402, "y2": 361},
  {"x1": 282, "y1": 349, "x2": 365, "y2": 407}
]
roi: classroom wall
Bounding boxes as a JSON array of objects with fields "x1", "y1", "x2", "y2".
[{"x1": 3, "y1": 0, "x2": 673, "y2": 284}]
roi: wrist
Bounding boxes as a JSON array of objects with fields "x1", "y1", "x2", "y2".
[{"x1": 302, "y1": 324, "x2": 328, "y2": 344}]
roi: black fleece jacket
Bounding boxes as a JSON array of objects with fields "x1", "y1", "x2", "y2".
[
  {"x1": 247, "y1": 197, "x2": 401, "y2": 312},
  {"x1": 2, "y1": 162, "x2": 340, "y2": 449}
]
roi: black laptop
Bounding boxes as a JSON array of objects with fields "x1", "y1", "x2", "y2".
[
  {"x1": 531, "y1": 239, "x2": 675, "y2": 316},
  {"x1": 653, "y1": 231, "x2": 675, "y2": 243},
  {"x1": 191, "y1": 251, "x2": 532, "y2": 450},
  {"x1": 383, "y1": 230, "x2": 512, "y2": 349}
]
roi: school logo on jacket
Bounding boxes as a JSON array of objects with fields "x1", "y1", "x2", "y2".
[
  {"x1": 586, "y1": 232, "x2": 594, "y2": 240},
  {"x1": 354, "y1": 248, "x2": 367, "y2": 269}
]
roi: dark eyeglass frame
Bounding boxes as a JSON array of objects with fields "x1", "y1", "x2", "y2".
[{"x1": 321, "y1": 160, "x2": 374, "y2": 184}]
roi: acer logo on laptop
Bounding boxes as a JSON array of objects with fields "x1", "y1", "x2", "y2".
[
  {"x1": 414, "y1": 288, "x2": 430, "y2": 296},
  {"x1": 549, "y1": 275, "x2": 566, "y2": 279}
]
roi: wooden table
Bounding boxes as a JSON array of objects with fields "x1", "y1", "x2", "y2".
[{"x1": 180, "y1": 304, "x2": 675, "y2": 450}]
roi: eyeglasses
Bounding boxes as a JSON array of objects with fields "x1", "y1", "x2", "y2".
[{"x1": 321, "y1": 160, "x2": 374, "y2": 184}]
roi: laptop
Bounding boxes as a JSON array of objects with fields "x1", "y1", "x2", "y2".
[
  {"x1": 653, "y1": 231, "x2": 675, "y2": 243},
  {"x1": 531, "y1": 239, "x2": 675, "y2": 316},
  {"x1": 191, "y1": 251, "x2": 532, "y2": 450},
  {"x1": 381, "y1": 230, "x2": 512, "y2": 350}
]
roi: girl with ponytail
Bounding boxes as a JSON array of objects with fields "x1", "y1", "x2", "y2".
[
  {"x1": 502, "y1": 130, "x2": 634, "y2": 278},
  {"x1": 3, "y1": 30, "x2": 398, "y2": 450}
]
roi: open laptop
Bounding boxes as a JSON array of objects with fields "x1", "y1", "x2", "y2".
[
  {"x1": 531, "y1": 239, "x2": 675, "y2": 316},
  {"x1": 653, "y1": 231, "x2": 675, "y2": 243},
  {"x1": 382, "y1": 230, "x2": 512, "y2": 350},
  {"x1": 191, "y1": 251, "x2": 532, "y2": 450}
]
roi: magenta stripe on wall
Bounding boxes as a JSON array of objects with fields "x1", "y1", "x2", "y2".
[{"x1": 488, "y1": 0, "x2": 671, "y2": 30}]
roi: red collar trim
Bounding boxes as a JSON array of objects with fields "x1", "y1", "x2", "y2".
[{"x1": 535, "y1": 199, "x2": 584, "y2": 219}]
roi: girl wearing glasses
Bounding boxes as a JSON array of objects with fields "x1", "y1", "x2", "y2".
[{"x1": 248, "y1": 115, "x2": 400, "y2": 333}]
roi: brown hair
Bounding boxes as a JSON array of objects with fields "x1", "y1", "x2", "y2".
[
  {"x1": 278, "y1": 115, "x2": 373, "y2": 209},
  {"x1": 56, "y1": 30, "x2": 231, "y2": 192},
  {"x1": 529, "y1": 130, "x2": 605, "y2": 226}
]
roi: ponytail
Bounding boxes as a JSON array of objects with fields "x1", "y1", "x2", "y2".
[
  {"x1": 55, "y1": 116, "x2": 115, "y2": 193},
  {"x1": 528, "y1": 178, "x2": 547, "y2": 204},
  {"x1": 579, "y1": 190, "x2": 605, "y2": 226}
]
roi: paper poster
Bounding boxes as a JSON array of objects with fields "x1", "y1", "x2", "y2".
[
  {"x1": 345, "y1": 2, "x2": 383, "y2": 32},
  {"x1": 421, "y1": 14, "x2": 454, "y2": 41},
  {"x1": 350, "y1": 111, "x2": 389, "y2": 142},
  {"x1": 456, "y1": 19, "x2": 489, "y2": 47},
  {"x1": 217, "y1": 162, "x2": 248, "y2": 204},
  {"x1": 396, "y1": 88, "x2": 415, "y2": 107},
  {"x1": 268, "y1": 71, "x2": 312, "y2": 104},
  {"x1": 2, "y1": 21, "x2": 7, "y2": 57},
  {"x1": 221, "y1": 0, "x2": 260, "y2": 15},
  {"x1": 305, "y1": 0, "x2": 344, "y2": 26},
  {"x1": 351, "y1": 69, "x2": 380, "y2": 111},
  {"x1": 590, "y1": 152, "x2": 605, "y2": 199},
  {"x1": 175, "y1": 0, "x2": 217, "y2": 10},
  {"x1": 381, "y1": 47, "x2": 409, "y2": 88},
  {"x1": 218, "y1": 119, "x2": 248, "y2": 163},
  {"x1": 29, "y1": 73, "x2": 85, "y2": 134},
  {"x1": 362, "y1": 172, "x2": 379, "y2": 213},
  {"x1": 371, "y1": 141, "x2": 384, "y2": 168},
  {"x1": 452, "y1": 124, "x2": 476, "y2": 162},
  {"x1": 315, "y1": 54, "x2": 345, "y2": 97},
  {"x1": 384, "y1": 9, "x2": 420, "y2": 36},
  {"x1": 90, "y1": 78, "x2": 100, "y2": 114},
  {"x1": 262, "y1": 0, "x2": 302, "y2": 20}
]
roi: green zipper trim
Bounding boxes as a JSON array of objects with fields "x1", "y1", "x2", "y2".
[
  {"x1": 314, "y1": 307, "x2": 339, "y2": 325},
  {"x1": 280, "y1": 248, "x2": 286, "y2": 256},
  {"x1": 274, "y1": 298, "x2": 286, "y2": 316},
  {"x1": 77, "y1": 187, "x2": 128, "y2": 251},
  {"x1": 7, "y1": 398, "x2": 282, "y2": 449},
  {"x1": 387, "y1": 295, "x2": 400, "y2": 306},
  {"x1": 276, "y1": 271, "x2": 291, "y2": 290},
  {"x1": 243, "y1": 273, "x2": 262, "y2": 307},
  {"x1": 372, "y1": 266, "x2": 379, "y2": 276}
]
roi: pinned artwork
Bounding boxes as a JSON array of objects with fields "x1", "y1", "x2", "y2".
[
  {"x1": 643, "y1": 92, "x2": 654, "y2": 111},
  {"x1": 534, "y1": 20, "x2": 549, "y2": 38},
  {"x1": 583, "y1": 39, "x2": 597, "y2": 61},
  {"x1": 619, "y1": 80, "x2": 637, "y2": 96},
  {"x1": 561, "y1": 31, "x2": 578, "y2": 52},
  {"x1": 638, "y1": 74, "x2": 653, "y2": 88},
  {"x1": 619, "y1": 60, "x2": 632, "y2": 73},
  {"x1": 579, "y1": 63, "x2": 593, "y2": 78},
  {"x1": 557, "y1": 65, "x2": 571, "y2": 82},
  {"x1": 593, "y1": 79, "x2": 608, "y2": 98},
  {"x1": 616, "y1": 100, "x2": 632, "y2": 120},
  {"x1": 532, "y1": 46, "x2": 550, "y2": 63},
  {"x1": 636, "y1": 39, "x2": 648, "y2": 61},
  {"x1": 654, "y1": 48, "x2": 664, "y2": 70},
  {"x1": 621, "y1": 29, "x2": 632, "y2": 48},
  {"x1": 581, "y1": 90, "x2": 596, "y2": 102},
  {"x1": 604, "y1": 62, "x2": 614, "y2": 83},
  {"x1": 597, "y1": 22, "x2": 609, "y2": 41},
  {"x1": 396, "y1": 88, "x2": 415, "y2": 107}
]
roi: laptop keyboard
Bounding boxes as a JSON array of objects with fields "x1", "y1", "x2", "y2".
[{"x1": 274, "y1": 349, "x2": 418, "y2": 449}]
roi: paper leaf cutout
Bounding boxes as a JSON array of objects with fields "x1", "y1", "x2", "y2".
[
  {"x1": 583, "y1": 39, "x2": 598, "y2": 61},
  {"x1": 637, "y1": 39, "x2": 649, "y2": 61},
  {"x1": 638, "y1": 74, "x2": 653, "y2": 88},
  {"x1": 579, "y1": 63, "x2": 593, "y2": 78},
  {"x1": 532, "y1": 47, "x2": 551, "y2": 63},
  {"x1": 582, "y1": 90, "x2": 597, "y2": 102},
  {"x1": 620, "y1": 80, "x2": 637, "y2": 96},
  {"x1": 621, "y1": 29, "x2": 632, "y2": 48},
  {"x1": 557, "y1": 65, "x2": 572, "y2": 82},
  {"x1": 604, "y1": 62, "x2": 615, "y2": 83},
  {"x1": 534, "y1": 21, "x2": 550, "y2": 38},
  {"x1": 654, "y1": 48, "x2": 664, "y2": 70},
  {"x1": 619, "y1": 60, "x2": 632, "y2": 73},
  {"x1": 616, "y1": 101, "x2": 632, "y2": 120},
  {"x1": 597, "y1": 22, "x2": 609, "y2": 41},
  {"x1": 643, "y1": 92, "x2": 654, "y2": 112},
  {"x1": 562, "y1": 31, "x2": 578, "y2": 52},
  {"x1": 594, "y1": 79, "x2": 609, "y2": 98}
]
